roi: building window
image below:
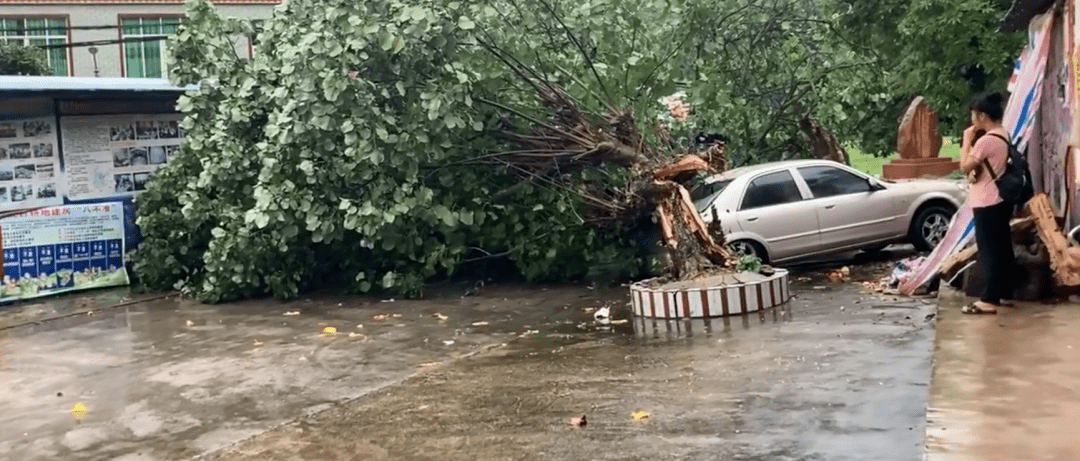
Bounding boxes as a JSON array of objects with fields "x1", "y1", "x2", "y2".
[
  {"x1": 121, "y1": 17, "x2": 180, "y2": 78},
  {"x1": 0, "y1": 18, "x2": 69, "y2": 76},
  {"x1": 248, "y1": 19, "x2": 264, "y2": 58}
]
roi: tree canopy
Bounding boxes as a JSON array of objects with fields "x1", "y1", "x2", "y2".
[{"x1": 0, "y1": 41, "x2": 50, "y2": 76}]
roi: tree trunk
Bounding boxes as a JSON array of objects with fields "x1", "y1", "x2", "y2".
[{"x1": 799, "y1": 114, "x2": 849, "y2": 165}]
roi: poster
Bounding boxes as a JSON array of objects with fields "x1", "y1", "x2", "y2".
[
  {"x1": 0, "y1": 202, "x2": 128, "y2": 301},
  {"x1": 0, "y1": 117, "x2": 64, "y2": 211},
  {"x1": 60, "y1": 114, "x2": 183, "y2": 201}
]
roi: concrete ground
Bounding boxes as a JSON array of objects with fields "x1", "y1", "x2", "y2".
[
  {"x1": 926, "y1": 288, "x2": 1080, "y2": 461},
  {"x1": 0, "y1": 253, "x2": 938, "y2": 461}
]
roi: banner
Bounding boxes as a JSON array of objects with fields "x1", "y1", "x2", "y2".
[
  {"x1": 0, "y1": 117, "x2": 64, "y2": 211},
  {"x1": 0, "y1": 202, "x2": 128, "y2": 301},
  {"x1": 60, "y1": 114, "x2": 183, "y2": 201},
  {"x1": 1006, "y1": 10, "x2": 1055, "y2": 154}
]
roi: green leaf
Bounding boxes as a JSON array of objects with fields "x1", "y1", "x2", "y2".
[
  {"x1": 378, "y1": 32, "x2": 394, "y2": 51},
  {"x1": 458, "y1": 16, "x2": 475, "y2": 30}
]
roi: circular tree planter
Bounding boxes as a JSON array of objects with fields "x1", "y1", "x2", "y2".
[{"x1": 630, "y1": 269, "x2": 791, "y2": 318}]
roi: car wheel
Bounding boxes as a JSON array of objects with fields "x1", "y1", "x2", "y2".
[
  {"x1": 910, "y1": 205, "x2": 955, "y2": 251},
  {"x1": 728, "y1": 240, "x2": 768, "y2": 264}
]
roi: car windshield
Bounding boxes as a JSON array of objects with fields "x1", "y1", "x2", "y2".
[{"x1": 691, "y1": 179, "x2": 733, "y2": 213}]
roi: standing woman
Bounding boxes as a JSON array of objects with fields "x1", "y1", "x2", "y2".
[{"x1": 959, "y1": 91, "x2": 1016, "y2": 314}]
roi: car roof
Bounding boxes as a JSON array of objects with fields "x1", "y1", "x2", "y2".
[{"x1": 704, "y1": 159, "x2": 857, "y2": 183}]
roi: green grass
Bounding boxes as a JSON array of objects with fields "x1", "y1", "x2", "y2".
[{"x1": 848, "y1": 138, "x2": 961, "y2": 177}]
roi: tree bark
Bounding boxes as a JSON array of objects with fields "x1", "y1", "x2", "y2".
[{"x1": 799, "y1": 114, "x2": 849, "y2": 166}]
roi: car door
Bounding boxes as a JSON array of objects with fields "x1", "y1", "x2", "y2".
[
  {"x1": 796, "y1": 165, "x2": 900, "y2": 250},
  {"x1": 735, "y1": 169, "x2": 821, "y2": 261}
]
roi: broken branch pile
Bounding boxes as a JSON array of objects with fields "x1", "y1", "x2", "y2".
[
  {"x1": 1027, "y1": 193, "x2": 1080, "y2": 286},
  {"x1": 483, "y1": 84, "x2": 736, "y2": 280}
]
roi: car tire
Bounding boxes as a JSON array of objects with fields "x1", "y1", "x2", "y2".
[
  {"x1": 909, "y1": 205, "x2": 955, "y2": 252},
  {"x1": 728, "y1": 240, "x2": 769, "y2": 264}
]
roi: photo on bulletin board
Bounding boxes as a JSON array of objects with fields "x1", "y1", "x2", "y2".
[
  {"x1": 61, "y1": 114, "x2": 184, "y2": 201},
  {"x1": 0, "y1": 116, "x2": 63, "y2": 211}
]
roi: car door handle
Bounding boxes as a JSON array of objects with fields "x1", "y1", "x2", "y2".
[
  {"x1": 824, "y1": 205, "x2": 836, "y2": 210},
  {"x1": 745, "y1": 217, "x2": 759, "y2": 222}
]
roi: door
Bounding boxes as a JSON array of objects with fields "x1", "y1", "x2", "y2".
[
  {"x1": 735, "y1": 169, "x2": 821, "y2": 261},
  {"x1": 796, "y1": 165, "x2": 899, "y2": 249}
]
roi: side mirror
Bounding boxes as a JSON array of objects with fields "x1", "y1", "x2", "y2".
[{"x1": 867, "y1": 177, "x2": 884, "y2": 191}]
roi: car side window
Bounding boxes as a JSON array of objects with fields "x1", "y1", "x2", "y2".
[
  {"x1": 798, "y1": 166, "x2": 872, "y2": 199},
  {"x1": 740, "y1": 170, "x2": 803, "y2": 210}
]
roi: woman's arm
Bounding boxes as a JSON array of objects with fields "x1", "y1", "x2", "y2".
[{"x1": 960, "y1": 126, "x2": 980, "y2": 173}]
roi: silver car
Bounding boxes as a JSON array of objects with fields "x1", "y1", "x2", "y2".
[{"x1": 691, "y1": 160, "x2": 967, "y2": 264}]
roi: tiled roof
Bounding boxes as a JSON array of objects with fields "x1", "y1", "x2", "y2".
[{"x1": 0, "y1": 0, "x2": 279, "y2": 4}]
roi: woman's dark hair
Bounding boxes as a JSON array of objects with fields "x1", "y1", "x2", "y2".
[{"x1": 969, "y1": 91, "x2": 1007, "y2": 122}]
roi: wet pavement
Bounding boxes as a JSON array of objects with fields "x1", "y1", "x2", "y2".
[
  {"x1": 926, "y1": 288, "x2": 1080, "y2": 461},
  {"x1": 0, "y1": 260, "x2": 938, "y2": 461},
  {"x1": 215, "y1": 282, "x2": 936, "y2": 461}
]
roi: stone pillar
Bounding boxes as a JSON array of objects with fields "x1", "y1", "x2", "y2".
[{"x1": 882, "y1": 96, "x2": 961, "y2": 179}]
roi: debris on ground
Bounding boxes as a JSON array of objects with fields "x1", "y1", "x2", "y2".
[
  {"x1": 373, "y1": 313, "x2": 390, "y2": 321},
  {"x1": 632, "y1": 410, "x2": 650, "y2": 421},
  {"x1": 443, "y1": 340, "x2": 455, "y2": 345},
  {"x1": 570, "y1": 414, "x2": 587, "y2": 427},
  {"x1": 433, "y1": 313, "x2": 448, "y2": 321},
  {"x1": 71, "y1": 402, "x2": 87, "y2": 421},
  {"x1": 610, "y1": 319, "x2": 629, "y2": 325},
  {"x1": 593, "y1": 307, "x2": 611, "y2": 320},
  {"x1": 826, "y1": 266, "x2": 851, "y2": 282},
  {"x1": 185, "y1": 320, "x2": 194, "y2": 326},
  {"x1": 321, "y1": 326, "x2": 337, "y2": 336},
  {"x1": 471, "y1": 321, "x2": 489, "y2": 326},
  {"x1": 867, "y1": 257, "x2": 925, "y2": 294},
  {"x1": 283, "y1": 311, "x2": 300, "y2": 316},
  {"x1": 463, "y1": 280, "x2": 484, "y2": 297}
]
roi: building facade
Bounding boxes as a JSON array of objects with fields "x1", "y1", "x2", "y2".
[{"x1": 0, "y1": 0, "x2": 278, "y2": 77}]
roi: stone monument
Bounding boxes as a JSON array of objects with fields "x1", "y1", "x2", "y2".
[{"x1": 881, "y1": 96, "x2": 960, "y2": 179}]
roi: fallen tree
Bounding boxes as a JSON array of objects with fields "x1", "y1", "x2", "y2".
[{"x1": 134, "y1": 0, "x2": 869, "y2": 301}]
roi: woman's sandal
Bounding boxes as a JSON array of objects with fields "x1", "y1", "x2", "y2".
[{"x1": 961, "y1": 303, "x2": 998, "y2": 315}]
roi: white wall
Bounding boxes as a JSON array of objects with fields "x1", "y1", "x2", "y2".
[{"x1": 0, "y1": 2, "x2": 278, "y2": 77}]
